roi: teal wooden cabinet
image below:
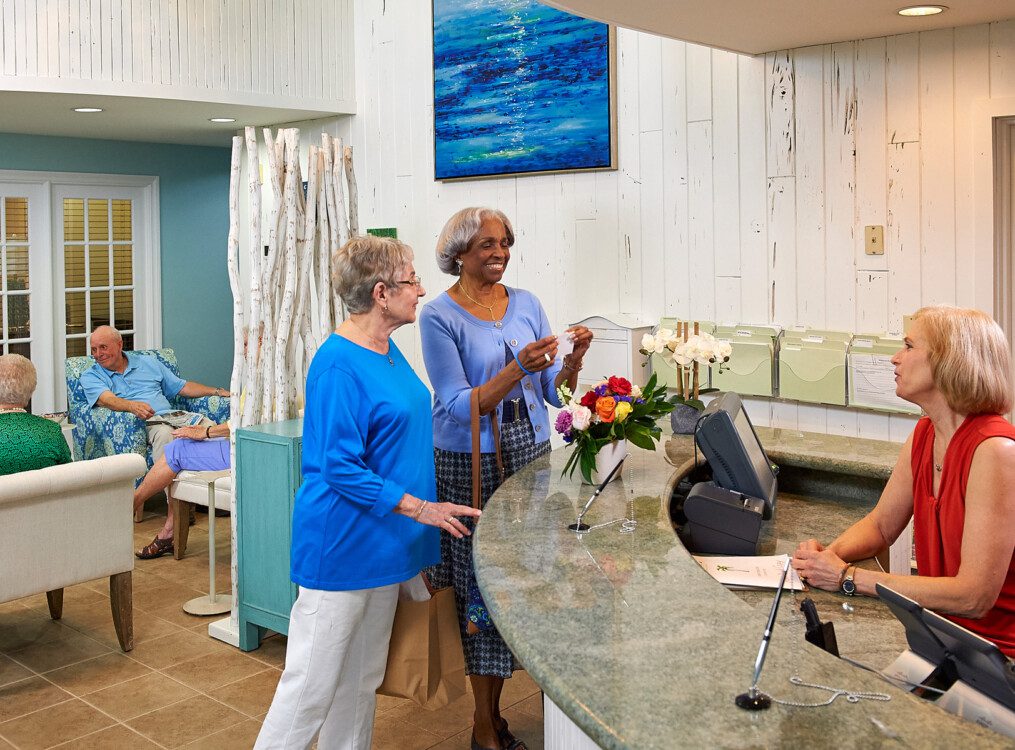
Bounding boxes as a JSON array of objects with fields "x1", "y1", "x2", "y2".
[{"x1": 236, "y1": 418, "x2": 303, "y2": 651}]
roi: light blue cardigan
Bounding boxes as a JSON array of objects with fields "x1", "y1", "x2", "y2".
[{"x1": 419, "y1": 287, "x2": 563, "y2": 453}]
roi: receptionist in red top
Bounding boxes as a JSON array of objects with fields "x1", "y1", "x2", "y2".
[{"x1": 792, "y1": 305, "x2": 1015, "y2": 657}]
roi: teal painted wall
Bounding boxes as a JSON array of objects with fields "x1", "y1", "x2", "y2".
[{"x1": 0, "y1": 132, "x2": 232, "y2": 388}]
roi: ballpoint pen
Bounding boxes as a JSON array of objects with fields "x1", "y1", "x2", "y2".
[{"x1": 736, "y1": 554, "x2": 791, "y2": 710}]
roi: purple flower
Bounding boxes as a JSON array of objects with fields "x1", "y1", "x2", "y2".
[
  {"x1": 594, "y1": 384, "x2": 609, "y2": 396},
  {"x1": 554, "y1": 409, "x2": 573, "y2": 435},
  {"x1": 615, "y1": 394, "x2": 632, "y2": 403}
]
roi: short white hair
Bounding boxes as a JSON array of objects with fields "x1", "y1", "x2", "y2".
[
  {"x1": 331, "y1": 235, "x2": 414, "y2": 314},
  {"x1": 90, "y1": 325, "x2": 123, "y2": 343},
  {"x1": 0, "y1": 353, "x2": 37, "y2": 406},
  {"x1": 435, "y1": 207, "x2": 514, "y2": 276}
]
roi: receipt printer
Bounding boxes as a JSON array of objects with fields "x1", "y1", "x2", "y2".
[{"x1": 679, "y1": 481, "x2": 765, "y2": 555}]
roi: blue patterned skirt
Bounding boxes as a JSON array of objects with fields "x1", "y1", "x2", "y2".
[{"x1": 427, "y1": 418, "x2": 550, "y2": 678}]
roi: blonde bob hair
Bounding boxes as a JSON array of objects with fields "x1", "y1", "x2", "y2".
[
  {"x1": 435, "y1": 207, "x2": 514, "y2": 276},
  {"x1": 331, "y1": 235, "x2": 414, "y2": 315},
  {"x1": 912, "y1": 305, "x2": 1013, "y2": 415}
]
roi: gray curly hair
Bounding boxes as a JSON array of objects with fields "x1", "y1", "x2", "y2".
[
  {"x1": 435, "y1": 207, "x2": 514, "y2": 276},
  {"x1": 0, "y1": 353, "x2": 37, "y2": 407},
  {"x1": 332, "y1": 235, "x2": 414, "y2": 314}
]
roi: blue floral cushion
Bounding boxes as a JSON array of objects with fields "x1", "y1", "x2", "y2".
[{"x1": 65, "y1": 349, "x2": 229, "y2": 471}]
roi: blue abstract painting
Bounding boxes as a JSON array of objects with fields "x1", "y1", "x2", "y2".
[{"x1": 433, "y1": 0, "x2": 614, "y2": 180}]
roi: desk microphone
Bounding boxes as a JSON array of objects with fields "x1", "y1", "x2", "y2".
[
  {"x1": 735, "y1": 555, "x2": 791, "y2": 710},
  {"x1": 569, "y1": 454, "x2": 628, "y2": 532}
]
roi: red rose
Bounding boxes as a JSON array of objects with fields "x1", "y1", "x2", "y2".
[
  {"x1": 608, "y1": 376, "x2": 632, "y2": 396},
  {"x1": 579, "y1": 390, "x2": 598, "y2": 409}
]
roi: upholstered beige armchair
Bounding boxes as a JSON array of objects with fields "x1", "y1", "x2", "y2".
[{"x1": 0, "y1": 454, "x2": 146, "y2": 651}]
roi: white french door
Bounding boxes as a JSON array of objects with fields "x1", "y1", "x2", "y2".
[{"x1": 0, "y1": 172, "x2": 161, "y2": 413}]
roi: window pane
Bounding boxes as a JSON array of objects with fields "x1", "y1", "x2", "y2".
[
  {"x1": 6, "y1": 246, "x2": 29, "y2": 289},
  {"x1": 112, "y1": 245, "x2": 133, "y2": 285},
  {"x1": 112, "y1": 200, "x2": 132, "y2": 241},
  {"x1": 65, "y1": 245, "x2": 85, "y2": 288},
  {"x1": 113, "y1": 289, "x2": 134, "y2": 330},
  {"x1": 8, "y1": 340, "x2": 31, "y2": 359},
  {"x1": 63, "y1": 199, "x2": 84, "y2": 242},
  {"x1": 65, "y1": 337, "x2": 86, "y2": 357},
  {"x1": 4, "y1": 197, "x2": 28, "y2": 241},
  {"x1": 87, "y1": 199, "x2": 109, "y2": 241},
  {"x1": 122, "y1": 333, "x2": 134, "y2": 351},
  {"x1": 7, "y1": 293, "x2": 29, "y2": 338},
  {"x1": 89, "y1": 245, "x2": 110, "y2": 286},
  {"x1": 90, "y1": 290, "x2": 110, "y2": 328},
  {"x1": 66, "y1": 291, "x2": 86, "y2": 335}
]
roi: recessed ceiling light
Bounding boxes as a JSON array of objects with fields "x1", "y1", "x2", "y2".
[
  {"x1": 898, "y1": 5, "x2": 947, "y2": 16},
  {"x1": 209, "y1": 117, "x2": 236, "y2": 123},
  {"x1": 73, "y1": 107, "x2": 103, "y2": 113}
]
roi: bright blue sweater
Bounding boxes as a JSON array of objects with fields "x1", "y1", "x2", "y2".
[{"x1": 290, "y1": 334, "x2": 439, "y2": 591}]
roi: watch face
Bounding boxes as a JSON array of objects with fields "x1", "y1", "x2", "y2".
[{"x1": 842, "y1": 579, "x2": 856, "y2": 596}]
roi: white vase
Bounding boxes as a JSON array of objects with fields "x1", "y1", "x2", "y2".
[{"x1": 593, "y1": 439, "x2": 628, "y2": 484}]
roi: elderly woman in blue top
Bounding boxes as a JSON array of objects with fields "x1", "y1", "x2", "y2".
[
  {"x1": 256, "y1": 235, "x2": 481, "y2": 750},
  {"x1": 420, "y1": 207, "x2": 592, "y2": 750}
]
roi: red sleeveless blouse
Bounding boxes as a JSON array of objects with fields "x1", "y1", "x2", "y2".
[{"x1": 911, "y1": 414, "x2": 1015, "y2": 657}]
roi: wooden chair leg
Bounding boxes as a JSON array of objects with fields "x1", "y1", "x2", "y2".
[
  {"x1": 46, "y1": 589, "x2": 64, "y2": 620},
  {"x1": 108, "y1": 571, "x2": 133, "y2": 652},
  {"x1": 173, "y1": 499, "x2": 193, "y2": 560}
]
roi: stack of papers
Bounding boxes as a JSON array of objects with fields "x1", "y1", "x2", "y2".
[{"x1": 692, "y1": 554, "x2": 804, "y2": 590}]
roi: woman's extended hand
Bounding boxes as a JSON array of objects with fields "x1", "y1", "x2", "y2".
[
  {"x1": 566, "y1": 325, "x2": 593, "y2": 360},
  {"x1": 172, "y1": 425, "x2": 209, "y2": 440},
  {"x1": 517, "y1": 335, "x2": 558, "y2": 373},
  {"x1": 415, "y1": 501, "x2": 482, "y2": 539}
]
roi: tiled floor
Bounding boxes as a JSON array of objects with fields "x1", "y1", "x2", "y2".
[{"x1": 0, "y1": 503, "x2": 544, "y2": 749}]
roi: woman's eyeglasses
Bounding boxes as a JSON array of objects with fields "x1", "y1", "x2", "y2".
[{"x1": 397, "y1": 275, "x2": 423, "y2": 288}]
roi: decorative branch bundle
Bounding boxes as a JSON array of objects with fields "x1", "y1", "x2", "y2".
[{"x1": 230, "y1": 126, "x2": 359, "y2": 429}]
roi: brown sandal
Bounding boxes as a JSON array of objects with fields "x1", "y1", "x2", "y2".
[{"x1": 136, "y1": 535, "x2": 174, "y2": 559}]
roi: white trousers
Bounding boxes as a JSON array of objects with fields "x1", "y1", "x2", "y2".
[{"x1": 254, "y1": 583, "x2": 399, "y2": 750}]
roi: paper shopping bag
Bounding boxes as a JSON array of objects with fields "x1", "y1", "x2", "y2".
[{"x1": 378, "y1": 586, "x2": 466, "y2": 710}]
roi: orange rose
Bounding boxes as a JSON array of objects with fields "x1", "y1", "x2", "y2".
[{"x1": 595, "y1": 396, "x2": 616, "y2": 423}]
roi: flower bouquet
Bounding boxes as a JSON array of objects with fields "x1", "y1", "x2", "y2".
[
  {"x1": 640, "y1": 322, "x2": 732, "y2": 411},
  {"x1": 554, "y1": 374, "x2": 674, "y2": 484}
]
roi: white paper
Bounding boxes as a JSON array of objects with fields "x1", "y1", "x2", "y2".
[
  {"x1": 691, "y1": 553, "x2": 804, "y2": 590},
  {"x1": 848, "y1": 353, "x2": 921, "y2": 413},
  {"x1": 556, "y1": 332, "x2": 574, "y2": 359}
]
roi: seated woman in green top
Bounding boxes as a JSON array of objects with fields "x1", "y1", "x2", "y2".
[{"x1": 0, "y1": 354, "x2": 72, "y2": 475}]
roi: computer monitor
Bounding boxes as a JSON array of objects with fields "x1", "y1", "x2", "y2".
[
  {"x1": 694, "y1": 392, "x2": 778, "y2": 519},
  {"x1": 922, "y1": 609, "x2": 1015, "y2": 711},
  {"x1": 875, "y1": 583, "x2": 949, "y2": 665}
]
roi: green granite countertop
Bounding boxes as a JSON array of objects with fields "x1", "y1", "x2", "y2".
[{"x1": 473, "y1": 430, "x2": 1007, "y2": 749}]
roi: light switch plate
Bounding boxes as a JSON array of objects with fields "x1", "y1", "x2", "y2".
[{"x1": 865, "y1": 225, "x2": 885, "y2": 255}]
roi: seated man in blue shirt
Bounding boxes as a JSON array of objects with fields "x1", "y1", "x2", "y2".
[{"x1": 80, "y1": 324, "x2": 227, "y2": 484}]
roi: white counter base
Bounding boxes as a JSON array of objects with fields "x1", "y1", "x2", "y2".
[{"x1": 544, "y1": 694, "x2": 601, "y2": 749}]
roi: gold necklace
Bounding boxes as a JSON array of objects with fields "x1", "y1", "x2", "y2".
[
  {"x1": 347, "y1": 317, "x2": 394, "y2": 366},
  {"x1": 458, "y1": 279, "x2": 503, "y2": 323}
]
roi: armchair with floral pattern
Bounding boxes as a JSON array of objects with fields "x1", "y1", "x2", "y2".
[{"x1": 65, "y1": 349, "x2": 230, "y2": 469}]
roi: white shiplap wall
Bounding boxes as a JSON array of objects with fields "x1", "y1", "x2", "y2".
[
  {"x1": 339, "y1": 1, "x2": 1015, "y2": 441},
  {"x1": 0, "y1": 0, "x2": 353, "y2": 109}
]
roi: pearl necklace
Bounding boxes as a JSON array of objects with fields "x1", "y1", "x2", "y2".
[
  {"x1": 347, "y1": 317, "x2": 395, "y2": 366},
  {"x1": 0, "y1": 407, "x2": 27, "y2": 414}
]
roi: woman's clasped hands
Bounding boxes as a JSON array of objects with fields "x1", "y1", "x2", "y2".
[{"x1": 791, "y1": 538, "x2": 849, "y2": 591}]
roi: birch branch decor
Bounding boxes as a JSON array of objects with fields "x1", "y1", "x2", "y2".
[{"x1": 223, "y1": 126, "x2": 359, "y2": 631}]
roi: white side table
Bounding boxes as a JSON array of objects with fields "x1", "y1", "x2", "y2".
[{"x1": 182, "y1": 469, "x2": 233, "y2": 616}]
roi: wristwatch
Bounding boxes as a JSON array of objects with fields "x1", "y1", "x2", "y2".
[{"x1": 841, "y1": 565, "x2": 857, "y2": 596}]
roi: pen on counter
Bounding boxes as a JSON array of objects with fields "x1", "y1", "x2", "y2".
[
  {"x1": 569, "y1": 454, "x2": 629, "y2": 532},
  {"x1": 735, "y1": 554, "x2": 791, "y2": 710}
]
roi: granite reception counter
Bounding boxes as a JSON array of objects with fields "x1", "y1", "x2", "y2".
[{"x1": 472, "y1": 428, "x2": 1008, "y2": 749}]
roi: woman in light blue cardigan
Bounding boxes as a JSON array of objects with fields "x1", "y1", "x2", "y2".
[{"x1": 420, "y1": 207, "x2": 592, "y2": 750}]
